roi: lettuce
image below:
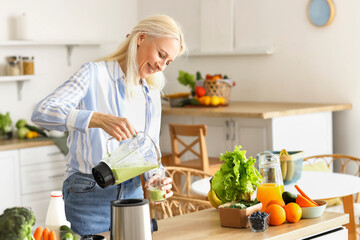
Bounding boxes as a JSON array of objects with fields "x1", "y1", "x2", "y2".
[{"x1": 212, "y1": 145, "x2": 262, "y2": 203}]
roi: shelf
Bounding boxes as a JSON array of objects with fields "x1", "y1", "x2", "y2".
[
  {"x1": 0, "y1": 40, "x2": 116, "y2": 65},
  {"x1": 0, "y1": 75, "x2": 34, "y2": 101},
  {"x1": 187, "y1": 46, "x2": 275, "y2": 57}
]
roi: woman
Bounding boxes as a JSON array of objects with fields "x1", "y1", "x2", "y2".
[{"x1": 31, "y1": 14, "x2": 186, "y2": 235}]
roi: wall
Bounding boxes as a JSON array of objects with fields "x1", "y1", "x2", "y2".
[
  {"x1": 0, "y1": 0, "x2": 137, "y2": 123},
  {"x1": 138, "y1": 0, "x2": 360, "y2": 157}
]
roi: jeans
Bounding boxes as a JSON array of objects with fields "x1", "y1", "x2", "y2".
[{"x1": 62, "y1": 172, "x2": 143, "y2": 235}]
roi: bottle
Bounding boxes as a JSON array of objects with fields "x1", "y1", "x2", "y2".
[
  {"x1": 22, "y1": 56, "x2": 34, "y2": 75},
  {"x1": 256, "y1": 152, "x2": 284, "y2": 211},
  {"x1": 45, "y1": 191, "x2": 70, "y2": 239}
]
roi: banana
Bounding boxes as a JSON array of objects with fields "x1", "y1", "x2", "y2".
[
  {"x1": 279, "y1": 149, "x2": 289, "y2": 181},
  {"x1": 208, "y1": 177, "x2": 222, "y2": 208},
  {"x1": 280, "y1": 149, "x2": 294, "y2": 182},
  {"x1": 208, "y1": 189, "x2": 222, "y2": 208}
]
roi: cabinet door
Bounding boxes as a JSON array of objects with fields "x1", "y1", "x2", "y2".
[
  {"x1": 232, "y1": 118, "x2": 272, "y2": 158},
  {"x1": 0, "y1": 150, "x2": 20, "y2": 213},
  {"x1": 19, "y1": 145, "x2": 65, "y2": 195},
  {"x1": 193, "y1": 116, "x2": 232, "y2": 158}
]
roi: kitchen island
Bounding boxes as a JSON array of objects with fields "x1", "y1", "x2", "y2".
[
  {"x1": 101, "y1": 209, "x2": 349, "y2": 239},
  {"x1": 160, "y1": 101, "x2": 352, "y2": 158}
]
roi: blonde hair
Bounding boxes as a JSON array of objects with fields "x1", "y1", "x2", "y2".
[{"x1": 98, "y1": 15, "x2": 187, "y2": 97}]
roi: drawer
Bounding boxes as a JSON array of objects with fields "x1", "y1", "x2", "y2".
[
  {"x1": 22, "y1": 191, "x2": 52, "y2": 228},
  {"x1": 20, "y1": 160, "x2": 65, "y2": 194},
  {"x1": 20, "y1": 145, "x2": 64, "y2": 166}
]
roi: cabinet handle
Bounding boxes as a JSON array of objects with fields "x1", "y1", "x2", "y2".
[
  {"x1": 225, "y1": 120, "x2": 229, "y2": 140},
  {"x1": 231, "y1": 120, "x2": 235, "y2": 141},
  {"x1": 47, "y1": 152, "x2": 62, "y2": 156},
  {"x1": 49, "y1": 174, "x2": 63, "y2": 179}
]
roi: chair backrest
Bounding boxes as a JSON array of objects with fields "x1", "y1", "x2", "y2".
[
  {"x1": 165, "y1": 166, "x2": 212, "y2": 199},
  {"x1": 169, "y1": 124, "x2": 209, "y2": 171},
  {"x1": 303, "y1": 154, "x2": 360, "y2": 176},
  {"x1": 152, "y1": 195, "x2": 213, "y2": 220}
]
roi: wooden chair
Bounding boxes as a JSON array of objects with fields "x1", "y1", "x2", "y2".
[
  {"x1": 143, "y1": 166, "x2": 214, "y2": 220},
  {"x1": 168, "y1": 124, "x2": 222, "y2": 175},
  {"x1": 303, "y1": 154, "x2": 360, "y2": 235}
]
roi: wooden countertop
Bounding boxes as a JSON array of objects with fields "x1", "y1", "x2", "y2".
[
  {"x1": 0, "y1": 138, "x2": 55, "y2": 151},
  {"x1": 100, "y1": 209, "x2": 348, "y2": 240},
  {"x1": 162, "y1": 101, "x2": 352, "y2": 119}
]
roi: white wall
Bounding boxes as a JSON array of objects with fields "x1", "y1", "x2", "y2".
[
  {"x1": 138, "y1": 0, "x2": 360, "y2": 157},
  {"x1": 0, "y1": 0, "x2": 137, "y2": 123}
]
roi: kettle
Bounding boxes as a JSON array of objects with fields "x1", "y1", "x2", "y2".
[
  {"x1": 92, "y1": 132, "x2": 161, "y2": 188},
  {"x1": 110, "y1": 199, "x2": 158, "y2": 240}
]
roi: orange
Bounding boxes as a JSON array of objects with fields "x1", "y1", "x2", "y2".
[
  {"x1": 284, "y1": 202, "x2": 302, "y2": 223},
  {"x1": 267, "y1": 199, "x2": 285, "y2": 208},
  {"x1": 296, "y1": 194, "x2": 317, "y2": 208},
  {"x1": 265, "y1": 204, "x2": 286, "y2": 226}
]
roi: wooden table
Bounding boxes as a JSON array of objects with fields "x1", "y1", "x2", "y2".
[
  {"x1": 192, "y1": 171, "x2": 360, "y2": 240},
  {"x1": 100, "y1": 209, "x2": 348, "y2": 240}
]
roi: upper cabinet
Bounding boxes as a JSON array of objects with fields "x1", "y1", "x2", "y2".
[{"x1": 138, "y1": 0, "x2": 274, "y2": 56}]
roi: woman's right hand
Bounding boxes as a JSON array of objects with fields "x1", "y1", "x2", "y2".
[{"x1": 89, "y1": 112, "x2": 136, "y2": 141}]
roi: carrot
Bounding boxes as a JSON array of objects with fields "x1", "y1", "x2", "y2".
[
  {"x1": 33, "y1": 226, "x2": 43, "y2": 240},
  {"x1": 296, "y1": 194, "x2": 317, "y2": 207},
  {"x1": 295, "y1": 185, "x2": 319, "y2": 206},
  {"x1": 49, "y1": 230, "x2": 57, "y2": 240},
  {"x1": 43, "y1": 227, "x2": 50, "y2": 240}
]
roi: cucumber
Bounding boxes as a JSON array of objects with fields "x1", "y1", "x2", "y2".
[
  {"x1": 61, "y1": 232, "x2": 73, "y2": 240},
  {"x1": 25, "y1": 124, "x2": 48, "y2": 137},
  {"x1": 282, "y1": 191, "x2": 297, "y2": 205}
]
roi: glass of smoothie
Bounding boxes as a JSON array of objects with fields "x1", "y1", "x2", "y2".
[{"x1": 148, "y1": 169, "x2": 166, "y2": 203}]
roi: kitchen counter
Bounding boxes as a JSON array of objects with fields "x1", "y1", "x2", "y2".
[
  {"x1": 162, "y1": 101, "x2": 352, "y2": 119},
  {"x1": 0, "y1": 138, "x2": 55, "y2": 151},
  {"x1": 100, "y1": 209, "x2": 349, "y2": 239}
]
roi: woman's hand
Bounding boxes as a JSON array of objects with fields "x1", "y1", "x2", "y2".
[
  {"x1": 146, "y1": 175, "x2": 173, "y2": 204},
  {"x1": 89, "y1": 112, "x2": 136, "y2": 141}
]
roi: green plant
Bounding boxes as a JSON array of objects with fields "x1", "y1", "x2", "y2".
[
  {"x1": 212, "y1": 145, "x2": 262, "y2": 203},
  {"x1": 0, "y1": 112, "x2": 12, "y2": 134},
  {"x1": 0, "y1": 207, "x2": 36, "y2": 240},
  {"x1": 177, "y1": 70, "x2": 195, "y2": 91}
]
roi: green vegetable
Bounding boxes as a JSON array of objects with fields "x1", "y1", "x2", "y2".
[
  {"x1": 0, "y1": 112, "x2": 12, "y2": 134},
  {"x1": 0, "y1": 207, "x2": 36, "y2": 240},
  {"x1": 25, "y1": 124, "x2": 47, "y2": 137},
  {"x1": 196, "y1": 71, "x2": 202, "y2": 80},
  {"x1": 177, "y1": 70, "x2": 196, "y2": 91},
  {"x1": 212, "y1": 145, "x2": 262, "y2": 203},
  {"x1": 16, "y1": 119, "x2": 28, "y2": 129},
  {"x1": 228, "y1": 199, "x2": 260, "y2": 209},
  {"x1": 61, "y1": 232, "x2": 73, "y2": 240},
  {"x1": 17, "y1": 127, "x2": 30, "y2": 139},
  {"x1": 282, "y1": 191, "x2": 297, "y2": 205}
]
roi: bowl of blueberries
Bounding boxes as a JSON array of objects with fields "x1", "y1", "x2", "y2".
[{"x1": 248, "y1": 211, "x2": 270, "y2": 232}]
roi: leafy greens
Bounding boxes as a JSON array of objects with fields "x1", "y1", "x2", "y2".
[{"x1": 212, "y1": 145, "x2": 262, "y2": 203}]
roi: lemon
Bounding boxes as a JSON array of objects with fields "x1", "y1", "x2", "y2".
[
  {"x1": 211, "y1": 96, "x2": 220, "y2": 106},
  {"x1": 203, "y1": 96, "x2": 211, "y2": 106}
]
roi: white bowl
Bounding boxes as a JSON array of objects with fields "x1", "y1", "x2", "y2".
[{"x1": 301, "y1": 199, "x2": 327, "y2": 219}]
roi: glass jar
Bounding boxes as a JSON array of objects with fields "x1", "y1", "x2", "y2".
[
  {"x1": 22, "y1": 56, "x2": 34, "y2": 75},
  {"x1": 7, "y1": 60, "x2": 21, "y2": 76},
  {"x1": 256, "y1": 152, "x2": 284, "y2": 211}
]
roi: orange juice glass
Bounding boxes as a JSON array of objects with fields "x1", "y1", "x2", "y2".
[{"x1": 256, "y1": 183, "x2": 284, "y2": 211}]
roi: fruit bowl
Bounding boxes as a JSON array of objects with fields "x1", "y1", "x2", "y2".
[{"x1": 301, "y1": 200, "x2": 327, "y2": 219}]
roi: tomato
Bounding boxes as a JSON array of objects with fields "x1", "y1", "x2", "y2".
[{"x1": 195, "y1": 86, "x2": 206, "y2": 98}]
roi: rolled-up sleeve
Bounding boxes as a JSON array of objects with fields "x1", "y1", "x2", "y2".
[{"x1": 31, "y1": 63, "x2": 93, "y2": 133}]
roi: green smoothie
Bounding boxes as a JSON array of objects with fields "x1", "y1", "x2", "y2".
[
  {"x1": 112, "y1": 163, "x2": 158, "y2": 184},
  {"x1": 150, "y1": 189, "x2": 166, "y2": 202}
]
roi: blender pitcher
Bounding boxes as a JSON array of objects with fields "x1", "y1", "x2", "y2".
[
  {"x1": 256, "y1": 151, "x2": 284, "y2": 211},
  {"x1": 92, "y1": 131, "x2": 161, "y2": 188}
]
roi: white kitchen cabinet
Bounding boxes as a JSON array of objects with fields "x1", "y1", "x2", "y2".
[
  {"x1": 0, "y1": 150, "x2": 20, "y2": 213},
  {"x1": 0, "y1": 145, "x2": 65, "y2": 228},
  {"x1": 161, "y1": 111, "x2": 333, "y2": 159}
]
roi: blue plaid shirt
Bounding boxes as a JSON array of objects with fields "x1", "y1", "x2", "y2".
[{"x1": 31, "y1": 61, "x2": 162, "y2": 180}]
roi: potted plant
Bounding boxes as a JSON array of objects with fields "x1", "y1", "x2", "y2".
[{"x1": 208, "y1": 145, "x2": 263, "y2": 228}]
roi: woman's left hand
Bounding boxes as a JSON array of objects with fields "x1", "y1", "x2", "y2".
[{"x1": 160, "y1": 177, "x2": 173, "y2": 199}]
